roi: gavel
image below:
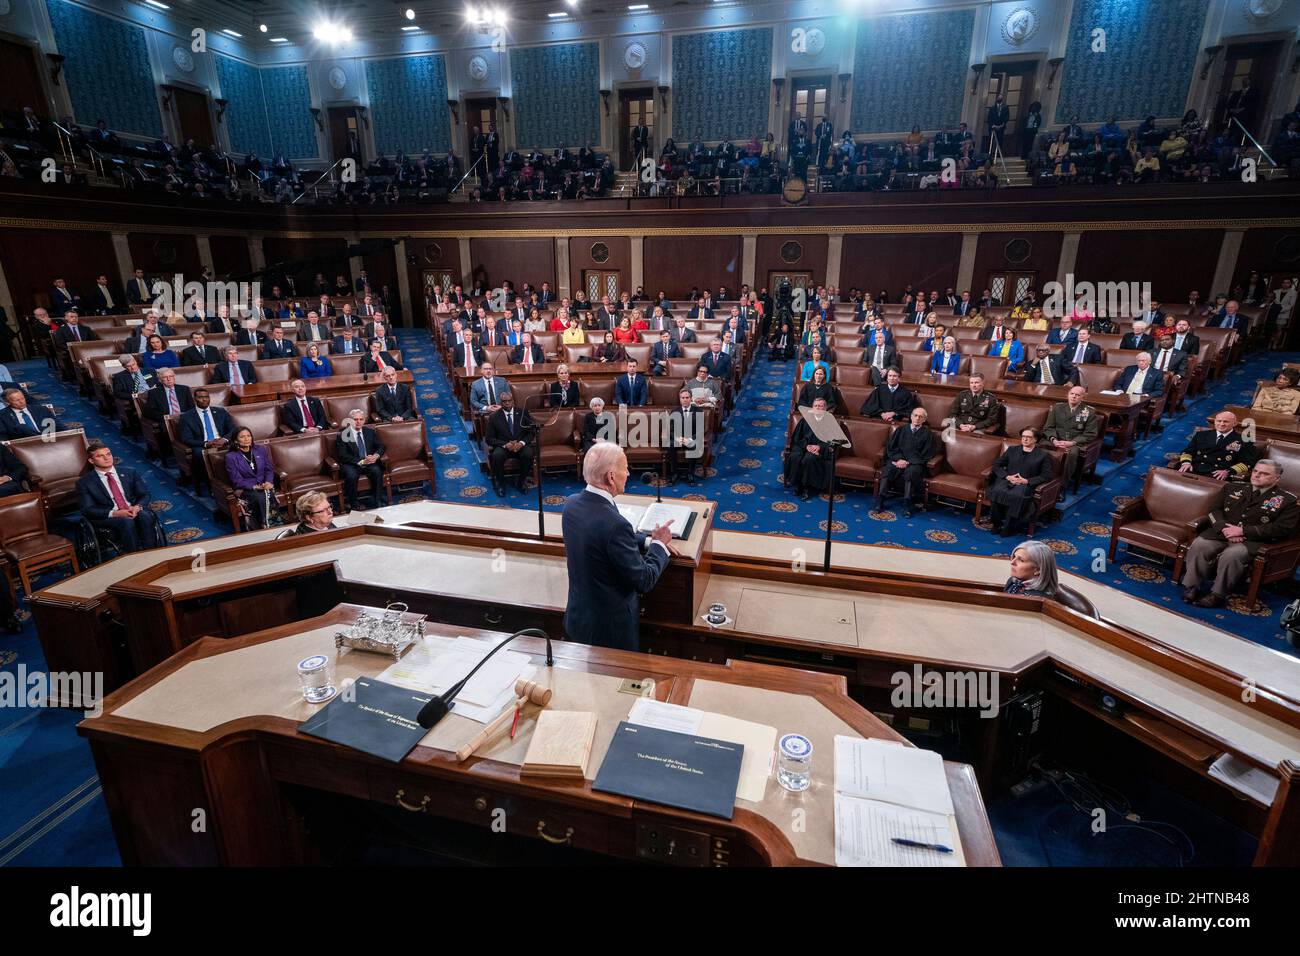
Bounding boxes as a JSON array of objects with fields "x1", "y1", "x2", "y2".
[{"x1": 454, "y1": 678, "x2": 553, "y2": 762}]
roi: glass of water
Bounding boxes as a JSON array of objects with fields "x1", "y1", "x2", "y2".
[
  {"x1": 777, "y1": 733, "x2": 813, "y2": 792},
  {"x1": 297, "y1": 654, "x2": 337, "y2": 704}
]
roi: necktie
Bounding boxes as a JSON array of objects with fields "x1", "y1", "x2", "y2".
[
  {"x1": 21, "y1": 410, "x2": 36, "y2": 432},
  {"x1": 524, "y1": 348, "x2": 533, "y2": 368},
  {"x1": 1042, "y1": 360, "x2": 1053, "y2": 385},
  {"x1": 230, "y1": 363, "x2": 242, "y2": 385},
  {"x1": 465, "y1": 348, "x2": 473, "y2": 371},
  {"x1": 133, "y1": 371, "x2": 147, "y2": 392},
  {"x1": 72, "y1": 325, "x2": 80, "y2": 341},
  {"x1": 390, "y1": 385, "x2": 397, "y2": 400},
  {"x1": 202, "y1": 410, "x2": 216, "y2": 441},
  {"x1": 875, "y1": 346, "x2": 883, "y2": 367},
  {"x1": 506, "y1": 411, "x2": 514, "y2": 436},
  {"x1": 486, "y1": 379, "x2": 495, "y2": 406},
  {"x1": 106, "y1": 472, "x2": 130, "y2": 511},
  {"x1": 167, "y1": 389, "x2": 179, "y2": 414},
  {"x1": 1157, "y1": 350, "x2": 1169, "y2": 370},
  {"x1": 1074, "y1": 344, "x2": 1085, "y2": 363},
  {"x1": 376, "y1": 353, "x2": 387, "y2": 370},
  {"x1": 357, "y1": 430, "x2": 365, "y2": 457}
]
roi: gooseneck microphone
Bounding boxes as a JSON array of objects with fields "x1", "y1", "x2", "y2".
[{"x1": 415, "y1": 627, "x2": 554, "y2": 728}]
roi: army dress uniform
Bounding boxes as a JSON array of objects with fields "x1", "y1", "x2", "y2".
[
  {"x1": 947, "y1": 389, "x2": 1001, "y2": 433},
  {"x1": 1252, "y1": 386, "x2": 1300, "y2": 416},
  {"x1": 1042, "y1": 401, "x2": 1102, "y2": 483},
  {"x1": 1182, "y1": 482, "x2": 1300, "y2": 598},
  {"x1": 1173, "y1": 429, "x2": 1255, "y2": 479}
]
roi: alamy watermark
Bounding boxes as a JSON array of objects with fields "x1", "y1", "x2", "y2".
[
  {"x1": 1042, "y1": 273, "x2": 1152, "y2": 320},
  {"x1": 890, "y1": 663, "x2": 1000, "y2": 718},
  {"x1": 0, "y1": 664, "x2": 103, "y2": 717},
  {"x1": 590, "y1": 405, "x2": 706, "y2": 459},
  {"x1": 148, "y1": 274, "x2": 262, "y2": 317}
]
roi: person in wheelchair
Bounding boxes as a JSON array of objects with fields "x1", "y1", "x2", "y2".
[
  {"x1": 75, "y1": 441, "x2": 160, "y2": 554},
  {"x1": 225, "y1": 427, "x2": 279, "y2": 530}
]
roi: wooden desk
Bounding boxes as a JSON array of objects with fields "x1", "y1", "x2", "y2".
[
  {"x1": 1223, "y1": 405, "x2": 1300, "y2": 444},
  {"x1": 230, "y1": 370, "x2": 414, "y2": 404},
  {"x1": 78, "y1": 604, "x2": 999, "y2": 867}
]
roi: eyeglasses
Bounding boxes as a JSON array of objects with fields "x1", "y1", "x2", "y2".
[{"x1": 310, "y1": 506, "x2": 333, "y2": 516}]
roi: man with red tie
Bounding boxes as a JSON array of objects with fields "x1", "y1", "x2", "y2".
[
  {"x1": 281, "y1": 378, "x2": 327, "y2": 433},
  {"x1": 75, "y1": 441, "x2": 158, "y2": 553},
  {"x1": 55, "y1": 310, "x2": 99, "y2": 346},
  {"x1": 361, "y1": 339, "x2": 404, "y2": 373},
  {"x1": 510, "y1": 332, "x2": 545, "y2": 367}
]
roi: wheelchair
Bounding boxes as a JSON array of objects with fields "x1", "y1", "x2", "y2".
[{"x1": 73, "y1": 508, "x2": 169, "y2": 568}]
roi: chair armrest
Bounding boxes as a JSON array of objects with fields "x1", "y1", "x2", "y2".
[
  {"x1": 1185, "y1": 516, "x2": 1212, "y2": 535},
  {"x1": 1110, "y1": 496, "x2": 1148, "y2": 522},
  {"x1": 925, "y1": 452, "x2": 945, "y2": 474},
  {"x1": 322, "y1": 456, "x2": 341, "y2": 477}
]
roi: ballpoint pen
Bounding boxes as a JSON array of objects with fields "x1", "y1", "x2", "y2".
[{"x1": 891, "y1": 837, "x2": 953, "y2": 853}]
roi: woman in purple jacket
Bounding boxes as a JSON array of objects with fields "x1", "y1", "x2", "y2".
[{"x1": 225, "y1": 427, "x2": 278, "y2": 528}]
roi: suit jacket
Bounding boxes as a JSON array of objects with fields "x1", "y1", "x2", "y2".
[
  {"x1": 142, "y1": 383, "x2": 193, "y2": 421},
  {"x1": 178, "y1": 405, "x2": 234, "y2": 450},
  {"x1": 111, "y1": 367, "x2": 156, "y2": 399},
  {"x1": 614, "y1": 373, "x2": 649, "y2": 406},
  {"x1": 206, "y1": 316, "x2": 237, "y2": 335},
  {"x1": 1170, "y1": 331, "x2": 1202, "y2": 355},
  {"x1": 452, "y1": 343, "x2": 485, "y2": 369},
  {"x1": 650, "y1": 340, "x2": 682, "y2": 369},
  {"x1": 699, "y1": 351, "x2": 732, "y2": 380},
  {"x1": 363, "y1": 322, "x2": 395, "y2": 344},
  {"x1": 122, "y1": 326, "x2": 175, "y2": 354},
  {"x1": 1150, "y1": 348, "x2": 1190, "y2": 379},
  {"x1": 885, "y1": 423, "x2": 934, "y2": 465},
  {"x1": 181, "y1": 344, "x2": 222, "y2": 366},
  {"x1": 336, "y1": 427, "x2": 385, "y2": 467},
  {"x1": 297, "y1": 321, "x2": 329, "y2": 343},
  {"x1": 1021, "y1": 355, "x2": 1077, "y2": 386},
  {"x1": 1200, "y1": 482, "x2": 1299, "y2": 557},
  {"x1": 952, "y1": 301, "x2": 975, "y2": 317},
  {"x1": 860, "y1": 342, "x2": 898, "y2": 371},
  {"x1": 330, "y1": 335, "x2": 364, "y2": 356},
  {"x1": 1045, "y1": 327, "x2": 1079, "y2": 346},
  {"x1": 1120, "y1": 332, "x2": 1155, "y2": 352},
  {"x1": 561, "y1": 489, "x2": 670, "y2": 652},
  {"x1": 0, "y1": 404, "x2": 58, "y2": 440},
  {"x1": 88, "y1": 285, "x2": 122, "y2": 313},
  {"x1": 1116, "y1": 364, "x2": 1165, "y2": 397},
  {"x1": 510, "y1": 344, "x2": 546, "y2": 365},
  {"x1": 375, "y1": 382, "x2": 417, "y2": 419},
  {"x1": 55, "y1": 324, "x2": 99, "y2": 345},
  {"x1": 281, "y1": 395, "x2": 327, "y2": 432},
  {"x1": 126, "y1": 276, "x2": 154, "y2": 304},
  {"x1": 262, "y1": 338, "x2": 297, "y2": 360},
  {"x1": 1061, "y1": 342, "x2": 1102, "y2": 365},
  {"x1": 859, "y1": 329, "x2": 895, "y2": 348},
  {"x1": 479, "y1": 326, "x2": 508, "y2": 349},
  {"x1": 333, "y1": 312, "x2": 363, "y2": 329},
  {"x1": 234, "y1": 329, "x2": 265, "y2": 348},
  {"x1": 978, "y1": 325, "x2": 1011, "y2": 341},
  {"x1": 687, "y1": 307, "x2": 714, "y2": 321},
  {"x1": 225, "y1": 445, "x2": 275, "y2": 490},
  {"x1": 484, "y1": 407, "x2": 533, "y2": 450},
  {"x1": 549, "y1": 380, "x2": 581, "y2": 408},
  {"x1": 862, "y1": 384, "x2": 916, "y2": 419},
  {"x1": 1179, "y1": 429, "x2": 1256, "y2": 479},
  {"x1": 595, "y1": 307, "x2": 619, "y2": 330},
  {"x1": 930, "y1": 351, "x2": 963, "y2": 375},
  {"x1": 76, "y1": 467, "x2": 151, "y2": 520},
  {"x1": 360, "y1": 352, "x2": 404, "y2": 373},
  {"x1": 671, "y1": 326, "x2": 698, "y2": 343},
  {"x1": 469, "y1": 376, "x2": 511, "y2": 412},
  {"x1": 49, "y1": 286, "x2": 79, "y2": 316},
  {"x1": 212, "y1": 360, "x2": 258, "y2": 384}
]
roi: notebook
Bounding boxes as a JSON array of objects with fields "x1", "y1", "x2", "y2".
[
  {"x1": 520, "y1": 710, "x2": 598, "y2": 778},
  {"x1": 616, "y1": 502, "x2": 696, "y2": 540}
]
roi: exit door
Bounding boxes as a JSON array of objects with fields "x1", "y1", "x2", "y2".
[
  {"x1": 583, "y1": 270, "x2": 621, "y2": 303},
  {"x1": 619, "y1": 89, "x2": 654, "y2": 170},
  {"x1": 983, "y1": 61, "x2": 1037, "y2": 156}
]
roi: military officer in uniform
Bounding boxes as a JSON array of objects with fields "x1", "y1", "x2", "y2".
[
  {"x1": 1251, "y1": 369, "x2": 1300, "y2": 416},
  {"x1": 1173, "y1": 411, "x2": 1255, "y2": 480},
  {"x1": 1181, "y1": 459, "x2": 1299, "y2": 608},
  {"x1": 1042, "y1": 385, "x2": 1102, "y2": 487},
  {"x1": 945, "y1": 372, "x2": 1002, "y2": 434}
]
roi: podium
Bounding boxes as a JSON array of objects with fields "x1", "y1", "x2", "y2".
[{"x1": 797, "y1": 405, "x2": 850, "y2": 572}]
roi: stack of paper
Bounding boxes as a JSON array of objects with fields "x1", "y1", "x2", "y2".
[
  {"x1": 626, "y1": 698, "x2": 775, "y2": 803},
  {"x1": 1208, "y1": 753, "x2": 1279, "y2": 804},
  {"x1": 521, "y1": 711, "x2": 598, "y2": 778},
  {"x1": 378, "y1": 636, "x2": 535, "y2": 724},
  {"x1": 616, "y1": 502, "x2": 694, "y2": 539},
  {"x1": 832, "y1": 736, "x2": 962, "y2": 867}
]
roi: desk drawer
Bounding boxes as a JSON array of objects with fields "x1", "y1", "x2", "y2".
[{"x1": 366, "y1": 766, "x2": 611, "y2": 855}]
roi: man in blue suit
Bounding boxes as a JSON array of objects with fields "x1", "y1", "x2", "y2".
[
  {"x1": 614, "y1": 358, "x2": 648, "y2": 406},
  {"x1": 177, "y1": 388, "x2": 233, "y2": 494},
  {"x1": 212, "y1": 346, "x2": 258, "y2": 385},
  {"x1": 1116, "y1": 352, "x2": 1165, "y2": 398},
  {"x1": 76, "y1": 441, "x2": 158, "y2": 553},
  {"x1": 699, "y1": 339, "x2": 731, "y2": 380},
  {"x1": 1045, "y1": 316, "x2": 1079, "y2": 346},
  {"x1": 561, "y1": 443, "x2": 672, "y2": 651},
  {"x1": 0, "y1": 388, "x2": 58, "y2": 440}
]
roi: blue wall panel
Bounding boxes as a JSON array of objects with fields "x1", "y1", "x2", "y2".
[
  {"x1": 850, "y1": 10, "x2": 974, "y2": 134},
  {"x1": 364, "y1": 54, "x2": 451, "y2": 156},
  {"x1": 672, "y1": 28, "x2": 773, "y2": 143}
]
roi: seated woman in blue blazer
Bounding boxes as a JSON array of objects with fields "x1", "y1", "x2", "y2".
[
  {"x1": 299, "y1": 342, "x2": 334, "y2": 379},
  {"x1": 799, "y1": 346, "x2": 831, "y2": 383},
  {"x1": 139, "y1": 333, "x2": 179, "y2": 372},
  {"x1": 922, "y1": 323, "x2": 948, "y2": 352},
  {"x1": 930, "y1": 335, "x2": 963, "y2": 375},
  {"x1": 986, "y1": 327, "x2": 1025, "y2": 373}
]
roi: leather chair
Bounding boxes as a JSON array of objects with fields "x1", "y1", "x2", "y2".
[
  {"x1": 917, "y1": 392, "x2": 953, "y2": 430},
  {"x1": 172, "y1": 366, "x2": 211, "y2": 390},
  {"x1": 836, "y1": 347, "x2": 866, "y2": 366},
  {"x1": 330, "y1": 354, "x2": 364, "y2": 376},
  {"x1": 895, "y1": 338, "x2": 927, "y2": 352},
  {"x1": 534, "y1": 332, "x2": 561, "y2": 359},
  {"x1": 665, "y1": 359, "x2": 698, "y2": 380},
  {"x1": 622, "y1": 410, "x2": 665, "y2": 468},
  {"x1": 967, "y1": 355, "x2": 1009, "y2": 380},
  {"x1": 1002, "y1": 401, "x2": 1048, "y2": 438},
  {"x1": 650, "y1": 379, "x2": 684, "y2": 405},
  {"x1": 839, "y1": 386, "x2": 874, "y2": 417},
  {"x1": 898, "y1": 350, "x2": 933, "y2": 375},
  {"x1": 484, "y1": 345, "x2": 512, "y2": 368},
  {"x1": 269, "y1": 433, "x2": 344, "y2": 513},
  {"x1": 253, "y1": 359, "x2": 294, "y2": 382},
  {"x1": 834, "y1": 420, "x2": 891, "y2": 493},
  {"x1": 581, "y1": 378, "x2": 616, "y2": 406},
  {"x1": 924, "y1": 433, "x2": 1002, "y2": 511},
  {"x1": 533, "y1": 409, "x2": 582, "y2": 476},
  {"x1": 564, "y1": 344, "x2": 595, "y2": 365},
  {"x1": 322, "y1": 393, "x2": 377, "y2": 429},
  {"x1": 681, "y1": 343, "x2": 709, "y2": 363},
  {"x1": 7, "y1": 429, "x2": 88, "y2": 515},
  {"x1": 1263, "y1": 439, "x2": 1300, "y2": 496},
  {"x1": 204, "y1": 443, "x2": 282, "y2": 528},
  {"x1": 835, "y1": 365, "x2": 873, "y2": 387},
  {"x1": 1075, "y1": 364, "x2": 1121, "y2": 391},
  {"x1": 228, "y1": 401, "x2": 284, "y2": 440},
  {"x1": 974, "y1": 441, "x2": 1065, "y2": 534},
  {"x1": 1055, "y1": 584, "x2": 1099, "y2": 619},
  {"x1": 0, "y1": 492, "x2": 78, "y2": 595},
  {"x1": 1108, "y1": 467, "x2": 1223, "y2": 579},
  {"x1": 623, "y1": 343, "x2": 652, "y2": 369}
]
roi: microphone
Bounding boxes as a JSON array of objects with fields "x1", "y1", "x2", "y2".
[{"x1": 416, "y1": 627, "x2": 554, "y2": 728}]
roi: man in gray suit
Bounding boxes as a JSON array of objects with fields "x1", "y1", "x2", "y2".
[{"x1": 469, "y1": 362, "x2": 511, "y2": 413}]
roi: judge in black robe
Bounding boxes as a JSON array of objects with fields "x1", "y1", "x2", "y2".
[
  {"x1": 797, "y1": 367, "x2": 842, "y2": 413},
  {"x1": 783, "y1": 400, "x2": 834, "y2": 500},
  {"x1": 986, "y1": 428, "x2": 1055, "y2": 536}
]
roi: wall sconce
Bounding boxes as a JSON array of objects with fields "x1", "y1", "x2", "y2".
[
  {"x1": 1046, "y1": 57, "x2": 1065, "y2": 90},
  {"x1": 497, "y1": 97, "x2": 510, "y2": 121},
  {"x1": 969, "y1": 63, "x2": 986, "y2": 96},
  {"x1": 357, "y1": 105, "x2": 369, "y2": 129},
  {"x1": 46, "y1": 53, "x2": 66, "y2": 87},
  {"x1": 1200, "y1": 45, "x2": 1224, "y2": 80},
  {"x1": 837, "y1": 73, "x2": 850, "y2": 104},
  {"x1": 447, "y1": 98, "x2": 460, "y2": 125},
  {"x1": 657, "y1": 85, "x2": 670, "y2": 110},
  {"x1": 310, "y1": 107, "x2": 324, "y2": 131},
  {"x1": 772, "y1": 77, "x2": 784, "y2": 108},
  {"x1": 214, "y1": 98, "x2": 229, "y2": 123},
  {"x1": 599, "y1": 89, "x2": 611, "y2": 116},
  {"x1": 160, "y1": 88, "x2": 172, "y2": 111}
]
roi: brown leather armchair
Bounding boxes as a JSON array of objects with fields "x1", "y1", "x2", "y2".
[
  {"x1": 8, "y1": 429, "x2": 88, "y2": 515},
  {"x1": 1108, "y1": 467, "x2": 1224, "y2": 579},
  {"x1": 974, "y1": 441, "x2": 1065, "y2": 534},
  {"x1": 322, "y1": 393, "x2": 378, "y2": 429},
  {"x1": 269, "y1": 434, "x2": 343, "y2": 514},
  {"x1": 924, "y1": 432, "x2": 1002, "y2": 511},
  {"x1": 967, "y1": 355, "x2": 1009, "y2": 380},
  {"x1": 228, "y1": 401, "x2": 284, "y2": 440},
  {"x1": 533, "y1": 409, "x2": 581, "y2": 476},
  {"x1": 834, "y1": 420, "x2": 891, "y2": 494},
  {"x1": 0, "y1": 491, "x2": 78, "y2": 595}
]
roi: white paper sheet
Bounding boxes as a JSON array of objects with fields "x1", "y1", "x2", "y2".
[
  {"x1": 1208, "y1": 753, "x2": 1279, "y2": 804},
  {"x1": 834, "y1": 794, "x2": 959, "y2": 867},
  {"x1": 834, "y1": 736, "x2": 954, "y2": 816},
  {"x1": 627, "y1": 697, "x2": 704, "y2": 735},
  {"x1": 626, "y1": 698, "x2": 774, "y2": 803},
  {"x1": 378, "y1": 636, "x2": 532, "y2": 710}
]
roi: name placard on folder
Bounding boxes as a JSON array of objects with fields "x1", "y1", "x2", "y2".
[{"x1": 593, "y1": 721, "x2": 743, "y2": 819}]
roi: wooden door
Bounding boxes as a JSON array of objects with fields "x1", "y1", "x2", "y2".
[
  {"x1": 986, "y1": 272, "x2": 1037, "y2": 307},
  {"x1": 0, "y1": 39, "x2": 48, "y2": 118},
  {"x1": 983, "y1": 61, "x2": 1036, "y2": 155},
  {"x1": 172, "y1": 87, "x2": 215, "y2": 147},
  {"x1": 789, "y1": 77, "x2": 831, "y2": 140},
  {"x1": 327, "y1": 107, "x2": 361, "y2": 165},
  {"x1": 619, "y1": 89, "x2": 654, "y2": 170},
  {"x1": 583, "y1": 270, "x2": 621, "y2": 303},
  {"x1": 465, "y1": 98, "x2": 498, "y2": 173},
  {"x1": 1215, "y1": 42, "x2": 1282, "y2": 142}
]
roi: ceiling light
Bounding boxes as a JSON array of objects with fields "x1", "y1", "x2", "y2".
[
  {"x1": 405, "y1": 8, "x2": 416, "y2": 19},
  {"x1": 269, "y1": 37, "x2": 289, "y2": 43},
  {"x1": 627, "y1": 3, "x2": 648, "y2": 9},
  {"x1": 143, "y1": 0, "x2": 170, "y2": 9},
  {"x1": 401, "y1": 25, "x2": 420, "y2": 30},
  {"x1": 222, "y1": 28, "x2": 243, "y2": 37},
  {"x1": 313, "y1": 22, "x2": 353, "y2": 43},
  {"x1": 466, "y1": 4, "x2": 506, "y2": 26},
  {"x1": 548, "y1": 11, "x2": 568, "y2": 17},
  {"x1": 259, "y1": 23, "x2": 268, "y2": 32}
]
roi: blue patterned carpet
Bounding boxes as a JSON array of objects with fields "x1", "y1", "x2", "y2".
[{"x1": 1, "y1": 328, "x2": 1294, "y2": 866}]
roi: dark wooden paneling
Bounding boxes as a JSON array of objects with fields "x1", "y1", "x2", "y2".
[
  {"x1": 840, "y1": 235, "x2": 963, "y2": 297},
  {"x1": 0, "y1": 39, "x2": 48, "y2": 119},
  {"x1": 262, "y1": 237, "x2": 351, "y2": 295},
  {"x1": 1075, "y1": 230, "x2": 1223, "y2": 303},
  {"x1": 569, "y1": 236, "x2": 631, "y2": 298},
  {"x1": 468, "y1": 238, "x2": 555, "y2": 291},
  {"x1": 971, "y1": 231, "x2": 1064, "y2": 297},
  {"x1": 644, "y1": 236, "x2": 742, "y2": 299},
  {"x1": 1232, "y1": 227, "x2": 1300, "y2": 287},
  {"x1": 209, "y1": 235, "x2": 252, "y2": 278},
  {"x1": 362, "y1": 246, "x2": 400, "y2": 323},
  {"x1": 407, "y1": 236, "x2": 462, "y2": 315},
  {"x1": 0, "y1": 228, "x2": 116, "y2": 315},
  {"x1": 126, "y1": 233, "x2": 202, "y2": 281},
  {"x1": 754, "y1": 235, "x2": 829, "y2": 289}
]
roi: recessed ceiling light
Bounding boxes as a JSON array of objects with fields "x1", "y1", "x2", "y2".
[
  {"x1": 548, "y1": 11, "x2": 568, "y2": 17},
  {"x1": 259, "y1": 23, "x2": 267, "y2": 32},
  {"x1": 222, "y1": 28, "x2": 242, "y2": 37},
  {"x1": 269, "y1": 37, "x2": 289, "y2": 43},
  {"x1": 405, "y1": 7, "x2": 416, "y2": 19},
  {"x1": 143, "y1": 0, "x2": 170, "y2": 9},
  {"x1": 401, "y1": 25, "x2": 420, "y2": 30},
  {"x1": 627, "y1": 3, "x2": 648, "y2": 9}
]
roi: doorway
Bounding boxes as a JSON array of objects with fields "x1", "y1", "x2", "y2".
[
  {"x1": 0, "y1": 39, "x2": 47, "y2": 118},
  {"x1": 327, "y1": 107, "x2": 362, "y2": 166},
  {"x1": 618, "y1": 88, "x2": 655, "y2": 170},
  {"x1": 983, "y1": 61, "x2": 1037, "y2": 156},
  {"x1": 1214, "y1": 41, "x2": 1283, "y2": 143},
  {"x1": 789, "y1": 76, "x2": 832, "y2": 141},
  {"x1": 582, "y1": 270, "x2": 621, "y2": 303},
  {"x1": 986, "y1": 272, "x2": 1038, "y2": 307},
  {"x1": 464, "y1": 97, "x2": 498, "y2": 176},
  {"x1": 171, "y1": 87, "x2": 215, "y2": 147}
]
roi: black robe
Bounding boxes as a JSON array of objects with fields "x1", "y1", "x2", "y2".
[
  {"x1": 986, "y1": 446, "x2": 1053, "y2": 521},
  {"x1": 784, "y1": 418, "x2": 833, "y2": 492},
  {"x1": 797, "y1": 382, "x2": 842, "y2": 413}
]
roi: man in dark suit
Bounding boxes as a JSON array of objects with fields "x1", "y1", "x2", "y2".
[
  {"x1": 336, "y1": 408, "x2": 387, "y2": 510},
  {"x1": 671, "y1": 318, "x2": 697, "y2": 343},
  {"x1": 76, "y1": 441, "x2": 158, "y2": 553},
  {"x1": 1209, "y1": 300, "x2": 1243, "y2": 331},
  {"x1": 0, "y1": 389, "x2": 58, "y2": 440},
  {"x1": 632, "y1": 123, "x2": 651, "y2": 164},
  {"x1": 375, "y1": 366, "x2": 418, "y2": 421},
  {"x1": 1116, "y1": 353, "x2": 1164, "y2": 398},
  {"x1": 297, "y1": 313, "x2": 329, "y2": 343},
  {"x1": 282, "y1": 378, "x2": 328, "y2": 433},
  {"x1": 207, "y1": 307, "x2": 237, "y2": 335},
  {"x1": 614, "y1": 358, "x2": 649, "y2": 406},
  {"x1": 111, "y1": 355, "x2": 156, "y2": 401},
  {"x1": 212, "y1": 346, "x2": 258, "y2": 385},
  {"x1": 354, "y1": 270, "x2": 371, "y2": 295},
  {"x1": 180, "y1": 331, "x2": 222, "y2": 366},
  {"x1": 49, "y1": 279, "x2": 80, "y2": 317},
  {"x1": 509, "y1": 333, "x2": 545, "y2": 367},
  {"x1": 860, "y1": 367, "x2": 915, "y2": 422},
  {"x1": 329, "y1": 327, "x2": 362, "y2": 356},
  {"x1": 952, "y1": 291, "x2": 974, "y2": 318},
  {"x1": 861, "y1": 338, "x2": 898, "y2": 384},
  {"x1": 1171, "y1": 319, "x2": 1201, "y2": 356},
  {"x1": 548, "y1": 364, "x2": 581, "y2": 408},
  {"x1": 364, "y1": 320, "x2": 398, "y2": 349},
  {"x1": 1150, "y1": 334, "x2": 1190, "y2": 381},
  {"x1": 234, "y1": 319, "x2": 265, "y2": 348},
  {"x1": 987, "y1": 96, "x2": 1010, "y2": 146},
  {"x1": 126, "y1": 268, "x2": 154, "y2": 305},
  {"x1": 1119, "y1": 321, "x2": 1156, "y2": 352},
  {"x1": 859, "y1": 318, "x2": 894, "y2": 349},
  {"x1": 55, "y1": 311, "x2": 99, "y2": 345},
  {"x1": 177, "y1": 388, "x2": 233, "y2": 493},
  {"x1": 699, "y1": 340, "x2": 731, "y2": 380},
  {"x1": 687, "y1": 297, "x2": 714, "y2": 321},
  {"x1": 122, "y1": 315, "x2": 174, "y2": 354},
  {"x1": 1045, "y1": 317, "x2": 1079, "y2": 346},
  {"x1": 0, "y1": 442, "x2": 28, "y2": 498},
  {"x1": 1062, "y1": 329, "x2": 1102, "y2": 365},
  {"x1": 594, "y1": 297, "x2": 619, "y2": 331},
  {"x1": 334, "y1": 304, "x2": 361, "y2": 330},
  {"x1": 665, "y1": 389, "x2": 706, "y2": 485},
  {"x1": 142, "y1": 368, "x2": 193, "y2": 422},
  {"x1": 978, "y1": 317, "x2": 1010, "y2": 341},
  {"x1": 1022, "y1": 345, "x2": 1077, "y2": 386},
  {"x1": 361, "y1": 341, "x2": 403, "y2": 373},
  {"x1": 875, "y1": 406, "x2": 934, "y2": 517},
  {"x1": 1174, "y1": 411, "x2": 1255, "y2": 480},
  {"x1": 561, "y1": 443, "x2": 672, "y2": 652},
  {"x1": 357, "y1": 295, "x2": 378, "y2": 319},
  {"x1": 88, "y1": 275, "x2": 124, "y2": 315},
  {"x1": 452, "y1": 335, "x2": 485, "y2": 372},
  {"x1": 262, "y1": 327, "x2": 297, "y2": 360},
  {"x1": 485, "y1": 392, "x2": 535, "y2": 495},
  {"x1": 1136, "y1": 301, "x2": 1164, "y2": 327},
  {"x1": 650, "y1": 331, "x2": 681, "y2": 376}
]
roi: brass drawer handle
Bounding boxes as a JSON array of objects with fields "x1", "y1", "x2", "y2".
[
  {"x1": 537, "y1": 820, "x2": 574, "y2": 845},
  {"x1": 484, "y1": 611, "x2": 503, "y2": 625},
  {"x1": 395, "y1": 788, "x2": 430, "y2": 812}
]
